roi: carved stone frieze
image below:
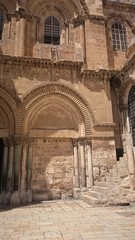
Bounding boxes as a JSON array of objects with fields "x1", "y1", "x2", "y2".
[{"x1": 103, "y1": 0, "x2": 135, "y2": 13}]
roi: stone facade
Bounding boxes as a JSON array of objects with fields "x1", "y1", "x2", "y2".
[{"x1": 0, "y1": 0, "x2": 135, "y2": 205}]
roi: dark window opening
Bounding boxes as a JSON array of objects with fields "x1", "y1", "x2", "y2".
[
  {"x1": 0, "y1": 10, "x2": 4, "y2": 40},
  {"x1": 116, "y1": 148, "x2": 123, "y2": 161},
  {"x1": 128, "y1": 85, "x2": 135, "y2": 146},
  {"x1": 111, "y1": 22, "x2": 128, "y2": 51},
  {"x1": 0, "y1": 138, "x2": 4, "y2": 192},
  {"x1": 44, "y1": 16, "x2": 60, "y2": 45}
]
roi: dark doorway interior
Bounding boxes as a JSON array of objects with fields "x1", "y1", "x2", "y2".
[{"x1": 0, "y1": 138, "x2": 4, "y2": 191}]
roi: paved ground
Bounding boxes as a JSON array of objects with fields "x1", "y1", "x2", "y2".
[{"x1": 0, "y1": 200, "x2": 135, "y2": 240}]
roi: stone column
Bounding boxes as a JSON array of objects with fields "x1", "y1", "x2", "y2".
[
  {"x1": 72, "y1": 139, "x2": 80, "y2": 189},
  {"x1": 4, "y1": 136, "x2": 14, "y2": 205},
  {"x1": 86, "y1": 140, "x2": 93, "y2": 188},
  {"x1": 13, "y1": 136, "x2": 22, "y2": 191},
  {"x1": 20, "y1": 137, "x2": 29, "y2": 204},
  {"x1": 79, "y1": 139, "x2": 86, "y2": 189},
  {"x1": 1, "y1": 138, "x2": 9, "y2": 191},
  {"x1": 19, "y1": 17, "x2": 26, "y2": 56},
  {"x1": 6, "y1": 136, "x2": 14, "y2": 192},
  {"x1": 26, "y1": 138, "x2": 34, "y2": 203},
  {"x1": 10, "y1": 136, "x2": 22, "y2": 205}
]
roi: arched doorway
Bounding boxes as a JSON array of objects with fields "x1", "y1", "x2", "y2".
[
  {"x1": 23, "y1": 83, "x2": 93, "y2": 201},
  {"x1": 128, "y1": 85, "x2": 135, "y2": 146}
]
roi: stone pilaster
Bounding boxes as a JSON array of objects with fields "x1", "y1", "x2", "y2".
[
  {"x1": 19, "y1": 17, "x2": 26, "y2": 56},
  {"x1": 14, "y1": 18, "x2": 20, "y2": 56}
]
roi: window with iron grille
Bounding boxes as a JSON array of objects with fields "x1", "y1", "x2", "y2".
[
  {"x1": 111, "y1": 22, "x2": 128, "y2": 51},
  {"x1": 128, "y1": 86, "x2": 135, "y2": 146},
  {"x1": 44, "y1": 16, "x2": 60, "y2": 45},
  {"x1": 0, "y1": 10, "x2": 4, "y2": 40}
]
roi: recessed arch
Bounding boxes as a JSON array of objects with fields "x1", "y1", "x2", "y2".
[
  {"x1": 22, "y1": 83, "x2": 95, "y2": 136},
  {"x1": 0, "y1": 88, "x2": 18, "y2": 135}
]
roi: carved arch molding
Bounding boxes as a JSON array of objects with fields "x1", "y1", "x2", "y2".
[{"x1": 22, "y1": 83, "x2": 94, "y2": 136}]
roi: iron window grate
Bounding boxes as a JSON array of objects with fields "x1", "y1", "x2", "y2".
[
  {"x1": 44, "y1": 16, "x2": 60, "y2": 45},
  {"x1": 111, "y1": 22, "x2": 128, "y2": 51}
]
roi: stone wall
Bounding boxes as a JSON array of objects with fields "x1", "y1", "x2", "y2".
[{"x1": 32, "y1": 139, "x2": 74, "y2": 201}]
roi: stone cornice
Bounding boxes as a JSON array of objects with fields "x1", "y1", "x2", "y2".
[
  {"x1": 94, "y1": 123, "x2": 115, "y2": 128},
  {"x1": 103, "y1": 0, "x2": 135, "y2": 12},
  {"x1": 0, "y1": 55, "x2": 83, "y2": 70},
  {"x1": 81, "y1": 69, "x2": 119, "y2": 81}
]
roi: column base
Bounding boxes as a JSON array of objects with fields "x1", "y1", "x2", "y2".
[
  {"x1": 26, "y1": 190, "x2": 32, "y2": 203},
  {"x1": 4, "y1": 192, "x2": 11, "y2": 205},
  {"x1": 10, "y1": 191, "x2": 20, "y2": 205},
  {"x1": 20, "y1": 191, "x2": 27, "y2": 204},
  {"x1": 0, "y1": 192, "x2": 5, "y2": 204},
  {"x1": 73, "y1": 188, "x2": 81, "y2": 199}
]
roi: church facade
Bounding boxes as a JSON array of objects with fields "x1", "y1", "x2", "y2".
[{"x1": 0, "y1": 0, "x2": 135, "y2": 205}]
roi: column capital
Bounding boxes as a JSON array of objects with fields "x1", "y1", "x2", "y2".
[
  {"x1": 14, "y1": 136, "x2": 23, "y2": 146},
  {"x1": 3, "y1": 138, "x2": 9, "y2": 147},
  {"x1": 72, "y1": 138, "x2": 78, "y2": 147},
  {"x1": 78, "y1": 138, "x2": 85, "y2": 146},
  {"x1": 8, "y1": 135, "x2": 14, "y2": 146},
  {"x1": 85, "y1": 138, "x2": 91, "y2": 146},
  {"x1": 28, "y1": 137, "x2": 36, "y2": 147}
]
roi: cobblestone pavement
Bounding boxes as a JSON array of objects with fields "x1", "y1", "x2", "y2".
[{"x1": 0, "y1": 200, "x2": 135, "y2": 240}]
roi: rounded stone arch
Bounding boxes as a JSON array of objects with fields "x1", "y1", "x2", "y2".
[
  {"x1": 22, "y1": 83, "x2": 95, "y2": 136},
  {"x1": 28, "y1": 0, "x2": 83, "y2": 19},
  {"x1": 106, "y1": 13, "x2": 135, "y2": 33},
  {"x1": 119, "y1": 78, "x2": 135, "y2": 107},
  {"x1": 0, "y1": 88, "x2": 17, "y2": 135},
  {"x1": 0, "y1": 0, "x2": 16, "y2": 12}
]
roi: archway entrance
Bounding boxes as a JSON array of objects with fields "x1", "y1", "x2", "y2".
[{"x1": 0, "y1": 138, "x2": 4, "y2": 191}]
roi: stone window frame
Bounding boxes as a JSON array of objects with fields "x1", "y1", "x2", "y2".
[
  {"x1": 128, "y1": 85, "x2": 135, "y2": 147},
  {"x1": 38, "y1": 10, "x2": 66, "y2": 45},
  {"x1": 111, "y1": 21, "x2": 128, "y2": 52},
  {"x1": 107, "y1": 17, "x2": 131, "y2": 53}
]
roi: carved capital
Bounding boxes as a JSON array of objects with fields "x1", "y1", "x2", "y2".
[
  {"x1": 8, "y1": 135, "x2": 14, "y2": 146},
  {"x1": 14, "y1": 136, "x2": 23, "y2": 146},
  {"x1": 28, "y1": 138, "x2": 36, "y2": 147},
  {"x1": 3, "y1": 138, "x2": 9, "y2": 147},
  {"x1": 72, "y1": 139, "x2": 78, "y2": 147},
  {"x1": 78, "y1": 138, "x2": 85, "y2": 146}
]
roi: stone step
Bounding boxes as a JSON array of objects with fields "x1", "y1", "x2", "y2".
[
  {"x1": 93, "y1": 186, "x2": 108, "y2": 193},
  {"x1": 94, "y1": 181, "x2": 109, "y2": 187},
  {"x1": 87, "y1": 190, "x2": 105, "y2": 198},
  {"x1": 81, "y1": 194, "x2": 100, "y2": 205}
]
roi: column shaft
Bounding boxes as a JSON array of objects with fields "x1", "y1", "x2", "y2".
[
  {"x1": 1, "y1": 140, "x2": 8, "y2": 191},
  {"x1": 7, "y1": 144, "x2": 14, "y2": 192},
  {"x1": 73, "y1": 140, "x2": 79, "y2": 188},
  {"x1": 79, "y1": 140, "x2": 86, "y2": 188},
  {"x1": 87, "y1": 142, "x2": 93, "y2": 188}
]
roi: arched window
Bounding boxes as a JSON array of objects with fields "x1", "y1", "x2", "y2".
[
  {"x1": 44, "y1": 16, "x2": 60, "y2": 45},
  {"x1": 128, "y1": 86, "x2": 135, "y2": 146},
  {"x1": 0, "y1": 10, "x2": 4, "y2": 40},
  {"x1": 111, "y1": 22, "x2": 128, "y2": 51}
]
